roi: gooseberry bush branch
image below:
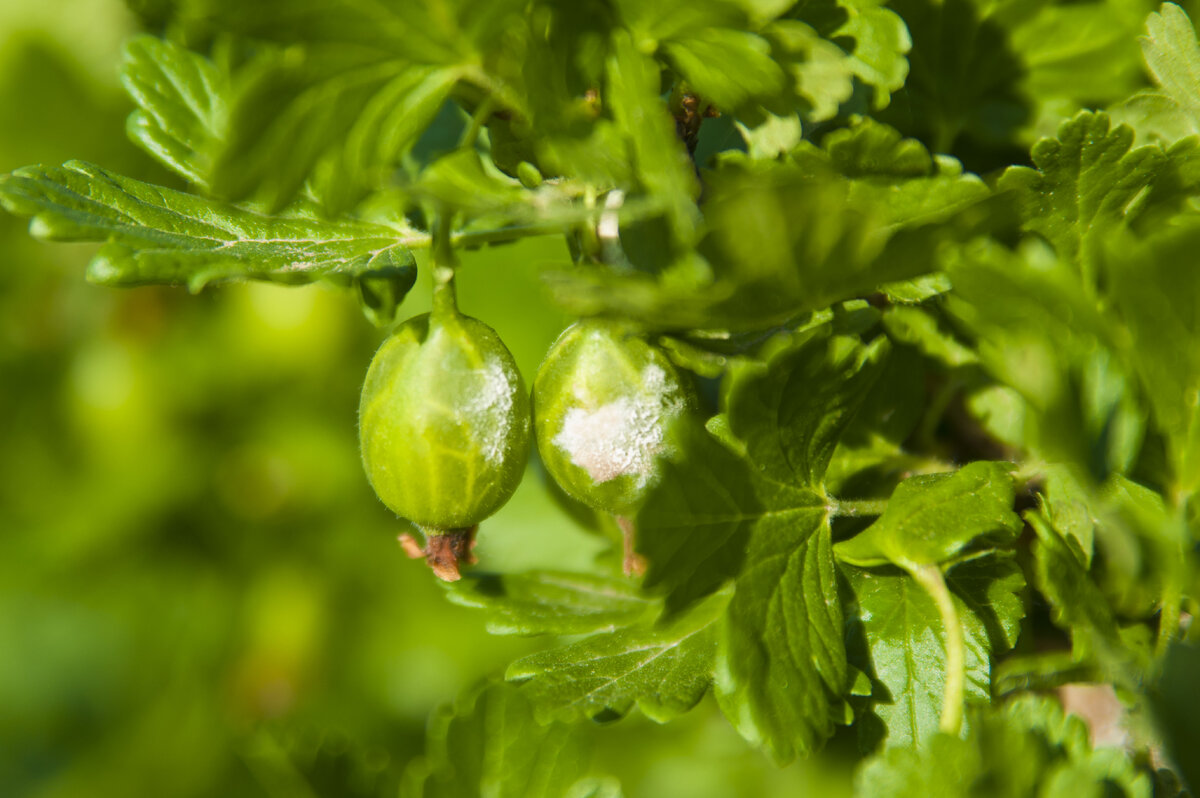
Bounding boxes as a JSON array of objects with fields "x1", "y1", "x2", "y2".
[{"x1": 4, "y1": 0, "x2": 1200, "y2": 795}]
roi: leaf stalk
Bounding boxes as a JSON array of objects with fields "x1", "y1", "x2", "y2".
[
  {"x1": 908, "y1": 562, "x2": 965, "y2": 736},
  {"x1": 830, "y1": 498, "x2": 889, "y2": 518}
]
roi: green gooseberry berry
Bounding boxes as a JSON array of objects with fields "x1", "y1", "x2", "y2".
[
  {"x1": 359, "y1": 291, "x2": 530, "y2": 580},
  {"x1": 532, "y1": 320, "x2": 691, "y2": 519}
]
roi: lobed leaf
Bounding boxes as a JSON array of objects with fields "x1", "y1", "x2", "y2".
[
  {"x1": 763, "y1": 21, "x2": 857, "y2": 122},
  {"x1": 637, "y1": 327, "x2": 898, "y2": 761},
  {"x1": 638, "y1": 421, "x2": 829, "y2": 610},
  {"x1": 442, "y1": 571, "x2": 658, "y2": 637},
  {"x1": 724, "y1": 328, "x2": 889, "y2": 487},
  {"x1": 998, "y1": 111, "x2": 1197, "y2": 276},
  {"x1": 661, "y1": 28, "x2": 787, "y2": 111},
  {"x1": 506, "y1": 591, "x2": 724, "y2": 724},
  {"x1": 120, "y1": 35, "x2": 228, "y2": 188},
  {"x1": 716, "y1": 516, "x2": 850, "y2": 762},
  {"x1": 210, "y1": 48, "x2": 459, "y2": 213},
  {"x1": 785, "y1": 0, "x2": 911, "y2": 114},
  {"x1": 1123, "y1": 2, "x2": 1200, "y2": 142},
  {"x1": 0, "y1": 161, "x2": 411, "y2": 292}
]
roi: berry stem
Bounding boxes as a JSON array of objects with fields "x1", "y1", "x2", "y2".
[
  {"x1": 615, "y1": 515, "x2": 647, "y2": 577},
  {"x1": 431, "y1": 214, "x2": 459, "y2": 320}
]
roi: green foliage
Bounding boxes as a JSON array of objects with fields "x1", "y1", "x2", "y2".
[
  {"x1": 856, "y1": 696, "x2": 1153, "y2": 798},
  {"x1": 4, "y1": 0, "x2": 1200, "y2": 796},
  {"x1": 120, "y1": 35, "x2": 227, "y2": 188},
  {"x1": 508, "y1": 591, "x2": 722, "y2": 724},
  {"x1": 401, "y1": 680, "x2": 599, "y2": 798},
  {"x1": 844, "y1": 555, "x2": 1025, "y2": 749},
  {"x1": 835, "y1": 462, "x2": 1021, "y2": 568}
]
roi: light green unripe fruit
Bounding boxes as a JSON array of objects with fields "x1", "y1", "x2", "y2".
[
  {"x1": 359, "y1": 310, "x2": 531, "y2": 532},
  {"x1": 533, "y1": 321, "x2": 690, "y2": 516}
]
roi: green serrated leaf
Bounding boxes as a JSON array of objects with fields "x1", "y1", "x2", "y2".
[
  {"x1": 835, "y1": 1, "x2": 912, "y2": 109},
  {"x1": 607, "y1": 30, "x2": 700, "y2": 246},
  {"x1": 442, "y1": 571, "x2": 657, "y2": 636},
  {"x1": 402, "y1": 680, "x2": 595, "y2": 798},
  {"x1": 844, "y1": 554, "x2": 1025, "y2": 749},
  {"x1": 736, "y1": 107, "x2": 804, "y2": 158},
  {"x1": 638, "y1": 421, "x2": 829, "y2": 609},
  {"x1": 506, "y1": 590, "x2": 724, "y2": 723},
  {"x1": 822, "y1": 117, "x2": 933, "y2": 178},
  {"x1": 763, "y1": 20, "x2": 856, "y2": 122},
  {"x1": 1026, "y1": 506, "x2": 1138, "y2": 679},
  {"x1": 724, "y1": 328, "x2": 889, "y2": 486},
  {"x1": 881, "y1": 306, "x2": 978, "y2": 369},
  {"x1": 120, "y1": 35, "x2": 227, "y2": 188},
  {"x1": 880, "y1": 0, "x2": 1028, "y2": 155},
  {"x1": 945, "y1": 238, "x2": 1146, "y2": 480},
  {"x1": 0, "y1": 161, "x2": 406, "y2": 290},
  {"x1": 353, "y1": 245, "x2": 417, "y2": 326},
  {"x1": 1106, "y1": 225, "x2": 1200, "y2": 498},
  {"x1": 210, "y1": 46, "x2": 461, "y2": 213},
  {"x1": 661, "y1": 28, "x2": 787, "y2": 111},
  {"x1": 998, "y1": 111, "x2": 1194, "y2": 275},
  {"x1": 785, "y1": 1, "x2": 911, "y2": 114},
  {"x1": 834, "y1": 461, "x2": 1020, "y2": 569},
  {"x1": 717, "y1": 515, "x2": 849, "y2": 762},
  {"x1": 856, "y1": 695, "x2": 1152, "y2": 798},
  {"x1": 551, "y1": 140, "x2": 992, "y2": 331},
  {"x1": 1128, "y1": 2, "x2": 1200, "y2": 142},
  {"x1": 612, "y1": 0, "x2": 746, "y2": 45}
]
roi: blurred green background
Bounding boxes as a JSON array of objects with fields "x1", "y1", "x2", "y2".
[{"x1": 0, "y1": 2, "x2": 859, "y2": 795}]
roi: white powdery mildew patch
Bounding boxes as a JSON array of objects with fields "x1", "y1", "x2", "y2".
[
  {"x1": 469, "y1": 360, "x2": 515, "y2": 463},
  {"x1": 554, "y1": 363, "x2": 679, "y2": 486}
]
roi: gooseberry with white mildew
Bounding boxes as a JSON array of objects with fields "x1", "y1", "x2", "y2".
[{"x1": 532, "y1": 321, "x2": 691, "y2": 572}]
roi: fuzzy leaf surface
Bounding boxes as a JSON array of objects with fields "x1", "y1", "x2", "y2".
[
  {"x1": 506, "y1": 591, "x2": 724, "y2": 724},
  {"x1": 716, "y1": 517, "x2": 849, "y2": 762},
  {"x1": 0, "y1": 161, "x2": 409, "y2": 290},
  {"x1": 724, "y1": 329, "x2": 889, "y2": 486},
  {"x1": 211, "y1": 49, "x2": 459, "y2": 213},
  {"x1": 443, "y1": 571, "x2": 658, "y2": 636},
  {"x1": 997, "y1": 111, "x2": 1196, "y2": 271},
  {"x1": 120, "y1": 35, "x2": 227, "y2": 188},
  {"x1": 637, "y1": 329, "x2": 891, "y2": 761}
]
